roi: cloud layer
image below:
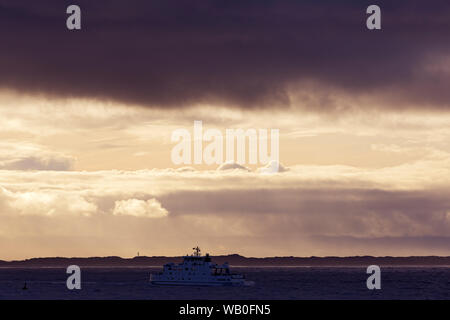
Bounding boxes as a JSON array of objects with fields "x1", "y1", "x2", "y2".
[
  {"x1": 0, "y1": 0, "x2": 449, "y2": 110},
  {"x1": 1, "y1": 1, "x2": 450, "y2": 259},
  {"x1": 1, "y1": 159, "x2": 450, "y2": 258}
]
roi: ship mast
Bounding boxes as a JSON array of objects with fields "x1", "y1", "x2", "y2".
[{"x1": 192, "y1": 246, "x2": 201, "y2": 257}]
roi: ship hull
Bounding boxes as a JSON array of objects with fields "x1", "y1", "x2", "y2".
[{"x1": 150, "y1": 280, "x2": 241, "y2": 286}]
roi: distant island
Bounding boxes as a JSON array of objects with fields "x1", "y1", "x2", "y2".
[{"x1": 1, "y1": 255, "x2": 449, "y2": 267}]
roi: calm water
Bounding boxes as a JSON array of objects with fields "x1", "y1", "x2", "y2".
[{"x1": 0, "y1": 267, "x2": 448, "y2": 300}]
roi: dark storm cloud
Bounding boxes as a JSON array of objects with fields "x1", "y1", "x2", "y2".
[
  {"x1": 310, "y1": 235, "x2": 450, "y2": 254},
  {"x1": 0, "y1": 156, "x2": 73, "y2": 171},
  {"x1": 159, "y1": 188, "x2": 450, "y2": 237},
  {"x1": 0, "y1": 0, "x2": 449, "y2": 109}
]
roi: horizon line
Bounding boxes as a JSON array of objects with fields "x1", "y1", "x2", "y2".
[{"x1": 2, "y1": 254, "x2": 450, "y2": 263}]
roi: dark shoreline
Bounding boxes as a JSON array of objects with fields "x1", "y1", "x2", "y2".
[{"x1": 1, "y1": 255, "x2": 449, "y2": 267}]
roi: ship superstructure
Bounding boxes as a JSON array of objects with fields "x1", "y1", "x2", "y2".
[{"x1": 150, "y1": 247, "x2": 245, "y2": 286}]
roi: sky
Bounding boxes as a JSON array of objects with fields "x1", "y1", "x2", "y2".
[{"x1": 0, "y1": 0, "x2": 449, "y2": 259}]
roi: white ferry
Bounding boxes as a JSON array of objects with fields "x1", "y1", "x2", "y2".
[{"x1": 150, "y1": 247, "x2": 245, "y2": 286}]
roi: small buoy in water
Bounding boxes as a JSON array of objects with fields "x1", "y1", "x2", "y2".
[{"x1": 22, "y1": 282, "x2": 27, "y2": 290}]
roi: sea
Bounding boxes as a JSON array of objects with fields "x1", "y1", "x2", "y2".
[{"x1": 0, "y1": 267, "x2": 448, "y2": 300}]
